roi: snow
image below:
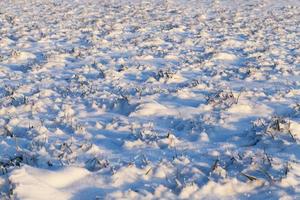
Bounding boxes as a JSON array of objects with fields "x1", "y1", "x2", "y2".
[
  {"x1": 0, "y1": 0, "x2": 300, "y2": 199},
  {"x1": 10, "y1": 166, "x2": 89, "y2": 200}
]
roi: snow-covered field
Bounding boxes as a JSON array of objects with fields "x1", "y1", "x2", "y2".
[{"x1": 0, "y1": 0, "x2": 300, "y2": 199}]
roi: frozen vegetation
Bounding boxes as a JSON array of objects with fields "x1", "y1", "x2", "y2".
[{"x1": 0, "y1": 0, "x2": 300, "y2": 199}]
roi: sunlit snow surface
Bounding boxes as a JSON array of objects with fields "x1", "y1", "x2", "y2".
[{"x1": 0, "y1": 0, "x2": 300, "y2": 199}]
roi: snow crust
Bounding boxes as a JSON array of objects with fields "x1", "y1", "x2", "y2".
[{"x1": 0, "y1": 0, "x2": 300, "y2": 199}]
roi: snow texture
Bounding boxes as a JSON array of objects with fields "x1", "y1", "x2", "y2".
[{"x1": 0, "y1": 0, "x2": 300, "y2": 199}]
